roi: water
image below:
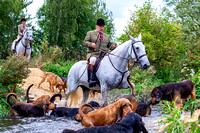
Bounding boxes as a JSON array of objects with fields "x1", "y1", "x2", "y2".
[
  {"x1": 0, "y1": 116, "x2": 83, "y2": 133},
  {"x1": 0, "y1": 105, "x2": 163, "y2": 133}
]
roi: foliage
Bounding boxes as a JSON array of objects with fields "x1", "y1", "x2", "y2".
[
  {"x1": 184, "y1": 41, "x2": 200, "y2": 73},
  {"x1": 29, "y1": 37, "x2": 64, "y2": 68},
  {"x1": 129, "y1": 65, "x2": 164, "y2": 101},
  {"x1": 0, "y1": 0, "x2": 32, "y2": 59},
  {"x1": 0, "y1": 55, "x2": 29, "y2": 86},
  {"x1": 163, "y1": 0, "x2": 200, "y2": 76},
  {"x1": 0, "y1": 54, "x2": 28, "y2": 116},
  {"x1": 117, "y1": 1, "x2": 184, "y2": 83},
  {"x1": 37, "y1": 0, "x2": 114, "y2": 60},
  {"x1": 43, "y1": 61, "x2": 76, "y2": 78},
  {"x1": 159, "y1": 100, "x2": 200, "y2": 133},
  {"x1": 191, "y1": 70, "x2": 200, "y2": 98},
  {"x1": 163, "y1": 0, "x2": 200, "y2": 46}
]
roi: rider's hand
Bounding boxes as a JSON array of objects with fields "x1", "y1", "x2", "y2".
[
  {"x1": 92, "y1": 43, "x2": 96, "y2": 49},
  {"x1": 114, "y1": 43, "x2": 118, "y2": 48}
]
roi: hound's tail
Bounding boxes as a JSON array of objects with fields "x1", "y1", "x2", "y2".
[
  {"x1": 6, "y1": 93, "x2": 17, "y2": 106},
  {"x1": 78, "y1": 103, "x2": 94, "y2": 118},
  {"x1": 62, "y1": 72, "x2": 68, "y2": 79},
  {"x1": 26, "y1": 84, "x2": 34, "y2": 103},
  {"x1": 127, "y1": 75, "x2": 135, "y2": 96}
]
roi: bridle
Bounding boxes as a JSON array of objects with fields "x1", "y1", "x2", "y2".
[
  {"x1": 107, "y1": 40, "x2": 147, "y2": 88},
  {"x1": 21, "y1": 29, "x2": 32, "y2": 56}
]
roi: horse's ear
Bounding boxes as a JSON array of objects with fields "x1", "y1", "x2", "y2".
[
  {"x1": 138, "y1": 33, "x2": 142, "y2": 41},
  {"x1": 128, "y1": 34, "x2": 135, "y2": 41}
]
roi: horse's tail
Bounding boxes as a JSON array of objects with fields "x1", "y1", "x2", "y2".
[
  {"x1": 127, "y1": 75, "x2": 135, "y2": 97},
  {"x1": 78, "y1": 103, "x2": 94, "y2": 118}
]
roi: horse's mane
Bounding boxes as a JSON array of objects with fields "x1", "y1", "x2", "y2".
[
  {"x1": 23, "y1": 27, "x2": 32, "y2": 35},
  {"x1": 111, "y1": 40, "x2": 132, "y2": 54}
]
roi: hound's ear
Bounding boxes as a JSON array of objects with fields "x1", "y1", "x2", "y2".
[
  {"x1": 116, "y1": 105, "x2": 123, "y2": 122},
  {"x1": 115, "y1": 98, "x2": 119, "y2": 102},
  {"x1": 138, "y1": 33, "x2": 142, "y2": 41}
]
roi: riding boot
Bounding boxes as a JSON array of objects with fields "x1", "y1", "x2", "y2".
[
  {"x1": 12, "y1": 41, "x2": 17, "y2": 53},
  {"x1": 88, "y1": 64, "x2": 97, "y2": 87}
]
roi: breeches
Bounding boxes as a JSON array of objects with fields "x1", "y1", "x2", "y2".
[{"x1": 89, "y1": 57, "x2": 97, "y2": 65}]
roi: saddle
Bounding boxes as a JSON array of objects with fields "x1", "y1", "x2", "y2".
[
  {"x1": 94, "y1": 51, "x2": 106, "y2": 73},
  {"x1": 89, "y1": 52, "x2": 106, "y2": 86}
]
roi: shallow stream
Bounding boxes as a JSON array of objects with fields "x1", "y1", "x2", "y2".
[{"x1": 0, "y1": 105, "x2": 163, "y2": 133}]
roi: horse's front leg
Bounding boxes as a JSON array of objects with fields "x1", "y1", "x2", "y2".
[{"x1": 101, "y1": 84, "x2": 109, "y2": 107}]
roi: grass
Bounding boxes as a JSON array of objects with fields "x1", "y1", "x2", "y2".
[{"x1": 159, "y1": 100, "x2": 200, "y2": 133}]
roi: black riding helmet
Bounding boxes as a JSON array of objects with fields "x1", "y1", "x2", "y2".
[{"x1": 20, "y1": 17, "x2": 26, "y2": 22}]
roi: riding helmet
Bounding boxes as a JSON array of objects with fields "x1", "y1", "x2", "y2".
[{"x1": 96, "y1": 18, "x2": 105, "y2": 26}]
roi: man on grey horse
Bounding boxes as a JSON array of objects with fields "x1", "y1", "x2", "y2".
[
  {"x1": 12, "y1": 17, "x2": 33, "y2": 54},
  {"x1": 83, "y1": 18, "x2": 118, "y2": 87}
]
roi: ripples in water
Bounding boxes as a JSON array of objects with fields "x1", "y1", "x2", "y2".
[{"x1": 0, "y1": 116, "x2": 83, "y2": 133}]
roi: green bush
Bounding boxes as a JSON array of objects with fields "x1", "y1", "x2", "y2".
[
  {"x1": 30, "y1": 39, "x2": 64, "y2": 68},
  {"x1": 43, "y1": 60, "x2": 76, "y2": 77},
  {"x1": 0, "y1": 55, "x2": 29, "y2": 116},
  {"x1": 130, "y1": 66, "x2": 164, "y2": 102},
  {"x1": 191, "y1": 70, "x2": 200, "y2": 99},
  {"x1": 159, "y1": 100, "x2": 200, "y2": 133},
  {"x1": 0, "y1": 55, "x2": 29, "y2": 86}
]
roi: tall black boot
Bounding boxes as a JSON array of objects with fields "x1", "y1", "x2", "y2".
[
  {"x1": 88, "y1": 64, "x2": 97, "y2": 87},
  {"x1": 12, "y1": 41, "x2": 17, "y2": 53}
]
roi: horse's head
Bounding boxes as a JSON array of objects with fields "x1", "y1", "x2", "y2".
[
  {"x1": 23, "y1": 27, "x2": 33, "y2": 43},
  {"x1": 128, "y1": 34, "x2": 150, "y2": 69}
]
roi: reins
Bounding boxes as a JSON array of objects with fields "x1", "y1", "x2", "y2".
[
  {"x1": 76, "y1": 40, "x2": 147, "y2": 88},
  {"x1": 105, "y1": 41, "x2": 144, "y2": 88},
  {"x1": 21, "y1": 30, "x2": 31, "y2": 56}
]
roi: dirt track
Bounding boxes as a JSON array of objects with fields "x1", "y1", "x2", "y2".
[{"x1": 20, "y1": 68, "x2": 102, "y2": 107}]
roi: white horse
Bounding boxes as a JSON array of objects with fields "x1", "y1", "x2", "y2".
[
  {"x1": 11, "y1": 27, "x2": 33, "y2": 60},
  {"x1": 65, "y1": 34, "x2": 150, "y2": 106}
]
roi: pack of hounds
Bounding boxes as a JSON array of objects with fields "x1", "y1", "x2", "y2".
[{"x1": 6, "y1": 71, "x2": 196, "y2": 133}]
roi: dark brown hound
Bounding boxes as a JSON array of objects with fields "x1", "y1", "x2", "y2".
[
  {"x1": 150, "y1": 80, "x2": 196, "y2": 108},
  {"x1": 7, "y1": 84, "x2": 62, "y2": 113},
  {"x1": 7, "y1": 93, "x2": 48, "y2": 117}
]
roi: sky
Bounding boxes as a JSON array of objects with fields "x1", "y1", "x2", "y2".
[{"x1": 26, "y1": 0, "x2": 164, "y2": 37}]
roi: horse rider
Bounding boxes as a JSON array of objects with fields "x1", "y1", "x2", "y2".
[
  {"x1": 83, "y1": 18, "x2": 118, "y2": 87},
  {"x1": 13, "y1": 17, "x2": 33, "y2": 54}
]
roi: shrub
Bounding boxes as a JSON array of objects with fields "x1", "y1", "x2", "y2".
[
  {"x1": 0, "y1": 55, "x2": 29, "y2": 86},
  {"x1": 43, "y1": 60, "x2": 76, "y2": 77},
  {"x1": 0, "y1": 55, "x2": 29, "y2": 116},
  {"x1": 130, "y1": 65, "x2": 164, "y2": 102},
  {"x1": 191, "y1": 70, "x2": 200, "y2": 99},
  {"x1": 159, "y1": 100, "x2": 200, "y2": 133},
  {"x1": 30, "y1": 38, "x2": 64, "y2": 69}
]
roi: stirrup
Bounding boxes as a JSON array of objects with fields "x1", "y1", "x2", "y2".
[
  {"x1": 12, "y1": 49, "x2": 16, "y2": 53},
  {"x1": 89, "y1": 80, "x2": 97, "y2": 87}
]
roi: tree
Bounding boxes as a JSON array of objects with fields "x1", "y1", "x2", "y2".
[
  {"x1": 163, "y1": 0, "x2": 200, "y2": 73},
  {"x1": 0, "y1": 0, "x2": 32, "y2": 59},
  {"x1": 118, "y1": 1, "x2": 184, "y2": 82},
  {"x1": 37, "y1": 0, "x2": 114, "y2": 60}
]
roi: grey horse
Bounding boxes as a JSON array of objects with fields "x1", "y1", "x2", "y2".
[
  {"x1": 65, "y1": 34, "x2": 150, "y2": 106},
  {"x1": 11, "y1": 27, "x2": 33, "y2": 61}
]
